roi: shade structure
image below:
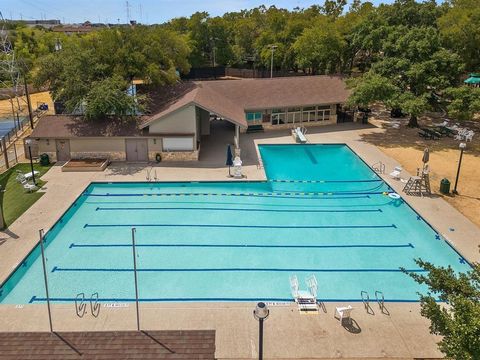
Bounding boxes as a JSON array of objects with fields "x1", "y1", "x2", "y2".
[
  {"x1": 422, "y1": 148, "x2": 430, "y2": 164},
  {"x1": 464, "y1": 73, "x2": 480, "y2": 85}
]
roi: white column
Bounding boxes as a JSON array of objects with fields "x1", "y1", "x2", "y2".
[{"x1": 234, "y1": 125, "x2": 240, "y2": 149}]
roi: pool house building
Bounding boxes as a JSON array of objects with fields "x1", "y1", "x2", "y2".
[{"x1": 30, "y1": 76, "x2": 350, "y2": 162}]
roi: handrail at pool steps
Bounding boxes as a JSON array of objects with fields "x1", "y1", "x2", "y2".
[{"x1": 371, "y1": 161, "x2": 386, "y2": 174}]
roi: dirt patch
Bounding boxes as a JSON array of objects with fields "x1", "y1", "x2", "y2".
[
  {"x1": 363, "y1": 107, "x2": 480, "y2": 228},
  {"x1": 0, "y1": 91, "x2": 55, "y2": 117}
]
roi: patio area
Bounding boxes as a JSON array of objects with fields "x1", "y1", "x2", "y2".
[{"x1": 0, "y1": 122, "x2": 478, "y2": 359}]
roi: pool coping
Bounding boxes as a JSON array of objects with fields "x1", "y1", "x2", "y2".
[{"x1": 0, "y1": 143, "x2": 473, "y2": 304}]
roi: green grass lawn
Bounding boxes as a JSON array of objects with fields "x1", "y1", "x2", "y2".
[{"x1": 0, "y1": 162, "x2": 53, "y2": 228}]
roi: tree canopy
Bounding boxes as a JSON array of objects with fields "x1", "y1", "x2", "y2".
[
  {"x1": 405, "y1": 259, "x2": 480, "y2": 359},
  {"x1": 31, "y1": 25, "x2": 190, "y2": 119},
  {"x1": 4, "y1": 0, "x2": 479, "y2": 121}
]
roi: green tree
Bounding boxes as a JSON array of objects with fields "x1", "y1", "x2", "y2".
[
  {"x1": 84, "y1": 76, "x2": 142, "y2": 120},
  {"x1": 404, "y1": 259, "x2": 480, "y2": 359},
  {"x1": 438, "y1": 0, "x2": 480, "y2": 71},
  {"x1": 33, "y1": 26, "x2": 190, "y2": 117},
  {"x1": 444, "y1": 86, "x2": 480, "y2": 121},
  {"x1": 348, "y1": 25, "x2": 463, "y2": 127},
  {"x1": 293, "y1": 17, "x2": 345, "y2": 74}
]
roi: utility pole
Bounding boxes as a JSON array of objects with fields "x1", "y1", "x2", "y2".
[
  {"x1": 269, "y1": 45, "x2": 278, "y2": 78},
  {"x1": 23, "y1": 73, "x2": 34, "y2": 129},
  {"x1": 126, "y1": 1, "x2": 131, "y2": 23}
]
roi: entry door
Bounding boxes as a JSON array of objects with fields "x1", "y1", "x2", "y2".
[
  {"x1": 125, "y1": 139, "x2": 148, "y2": 162},
  {"x1": 55, "y1": 139, "x2": 71, "y2": 161}
]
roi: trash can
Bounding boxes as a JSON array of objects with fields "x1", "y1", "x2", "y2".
[
  {"x1": 440, "y1": 178, "x2": 450, "y2": 194},
  {"x1": 40, "y1": 153, "x2": 50, "y2": 166}
]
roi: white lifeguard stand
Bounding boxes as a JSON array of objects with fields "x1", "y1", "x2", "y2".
[{"x1": 233, "y1": 156, "x2": 243, "y2": 178}]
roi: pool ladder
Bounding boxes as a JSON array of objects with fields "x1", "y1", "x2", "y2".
[
  {"x1": 361, "y1": 290, "x2": 388, "y2": 315},
  {"x1": 75, "y1": 292, "x2": 101, "y2": 318},
  {"x1": 371, "y1": 161, "x2": 385, "y2": 174}
]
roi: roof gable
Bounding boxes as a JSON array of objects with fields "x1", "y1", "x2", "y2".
[{"x1": 140, "y1": 76, "x2": 349, "y2": 130}]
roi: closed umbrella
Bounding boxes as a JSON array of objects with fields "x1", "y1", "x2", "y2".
[
  {"x1": 226, "y1": 144, "x2": 233, "y2": 177},
  {"x1": 422, "y1": 148, "x2": 430, "y2": 164},
  {"x1": 422, "y1": 148, "x2": 430, "y2": 172}
]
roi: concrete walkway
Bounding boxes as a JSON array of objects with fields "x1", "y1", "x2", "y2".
[{"x1": 0, "y1": 122, "x2": 478, "y2": 359}]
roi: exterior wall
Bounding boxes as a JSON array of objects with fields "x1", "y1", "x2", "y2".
[
  {"x1": 148, "y1": 105, "x2": 197, "y2": 138},
  {"x1": 147, "y1": 137, "x2": 163, "y2": 162},
  {"x1": 37, "y1": 139, "x2": 58, "y2": 162},
  {"x1": 39, "y1": 136, "x2": 198, "y2": 163},
  {"x1": 197, "y1": 107, "x2": 210, "y2": 136},
  {"x1": 69, "y1": 138, "x2": 126, "y2": 161},
  {"x1": 157, "y1": 149, "x2": 199, "y2": 162}
]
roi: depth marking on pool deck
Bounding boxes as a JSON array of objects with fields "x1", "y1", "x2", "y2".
[
  {"x1": 69, "y1": 242, "x2": 415, "y2": 249},
  {"x1": 83, "y1": 223, "x2": 397, "y2": 229},
  {"x1": 51, "y1": 266, "x2": 424, "y2": 273},
  {"x1": 95, "y1": 206, "x2": 383, "y2": 213}
]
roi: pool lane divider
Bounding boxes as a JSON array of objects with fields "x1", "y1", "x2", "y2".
[
  {"x1": 28, "y1": 296, "x2": 423, "y2": 304},
  {"x1": 84, "y1": 191, "x2": 388, "y2": 198},
  {"x1": 268, "y1": 179, "x2": 383, "y2": 183},
  {"x1": 83, "y1": 223, "x2": 397, "y2": 229},
  {"x1": 95, "y1": 207, "x2": 383, "y2": 213},
  {"x1": 69, "y1": 242, "x2": 414, "y2": 249},
  {"x1": 51, "y1": 266, "x2": 424, "y2": 273}
]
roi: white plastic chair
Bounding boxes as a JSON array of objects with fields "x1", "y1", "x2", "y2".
[
  {"x1": 389, "y1": 166, "x2": 402, "y2": 179},
  {"x1": 21, "y1": 179, "x2": 37, "y2": 192},
  {"x1": 465, "y1": 131, "x2": 474, "y2": 142},
  {"x1": 335, "y1": 305, "x2": 354, "y2": 323}
]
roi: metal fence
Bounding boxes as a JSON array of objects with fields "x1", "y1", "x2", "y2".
[
  {"x1": 181, "y1": 67, "x2": 308, "y2": 80},
  {"x1": 0, "y1": 115, "x2": 30, "y2": 146}
]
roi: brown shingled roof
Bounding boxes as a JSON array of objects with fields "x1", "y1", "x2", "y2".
[
  {"x1": 0, "y1": 330, "x2": 215, "y2": 359},
  {"x1": 30, "y1": 115, "x2": 143, "y2": 138},
  {"x1": 140, "y1": 75, "x2": 349, "y2": 129}
]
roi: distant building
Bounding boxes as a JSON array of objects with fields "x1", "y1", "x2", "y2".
[
  {"x1": 8, "y1": 19, "x2": 61, "y2": 29},
  {"x1": 52, "y1": 22, "x2": 97, "y2": 35}
]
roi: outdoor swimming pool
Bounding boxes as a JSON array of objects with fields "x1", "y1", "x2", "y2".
[{"x1": 0, "y1": 144, "x2": 470, "y2": 304}]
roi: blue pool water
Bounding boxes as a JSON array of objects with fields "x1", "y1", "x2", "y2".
[{"x1": 0, "y1": 144, "x2": 470, "y2": 304}]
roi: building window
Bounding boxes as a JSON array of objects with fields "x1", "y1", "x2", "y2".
[
  {"x1": 271, "y1": 108, "x2": 286, "y2": 125},
  {"x1": 287, "y1": 107, "x2": 301, "y2": 124},
  {"x1": 302, "y1": 106, "x2": 316, "y2": 122},
  {"x1": 246, "y1": 112, "x2": 262, "y2": 125}
]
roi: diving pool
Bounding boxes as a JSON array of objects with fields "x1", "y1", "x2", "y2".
[{"x1": 0, "y1": 144, "x2": 470, "y2": 304}]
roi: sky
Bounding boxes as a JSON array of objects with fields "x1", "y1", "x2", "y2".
[{"x1": 3, "y1": 0, "x2": 418, "y2": 24}]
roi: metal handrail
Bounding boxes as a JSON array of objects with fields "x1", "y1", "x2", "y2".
[
  {"x1": 75, "y1": 293, "x2": 86, "y2": 318},
  {"x1": 375, "y1": 291, "x2": 385, "y2": 312},
  {"x1": 361, "y1": 290, "x2": 370, "y2": 311},
  {"x1": 90, "y1": 292, "x2": 100, "y2": 318}
]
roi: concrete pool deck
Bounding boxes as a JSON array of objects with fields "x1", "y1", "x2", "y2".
[{"x1": 0, "y1": 122, "x2": 479, "y2": 359}]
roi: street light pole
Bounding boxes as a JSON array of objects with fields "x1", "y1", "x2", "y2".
[
  {"x1": 452, "y1": 142, "x2": 466, "y2": 195},
  {"x1": 269, "y1": 45, "x2": 277, "y2": 79},
  {"x1": 23, "y1": 73, "x2": 34, "y2": 129},
  {"x1": 25, "y1": 139, "x2": 36, "y2": 185},
  {"x1": 253, "y1": 302, "x2": 269, "y2": 360},
  {"x1": 39, "y1": 229, "x2": 53, "y2": 332}
]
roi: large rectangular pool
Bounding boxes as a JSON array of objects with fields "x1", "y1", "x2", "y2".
[{"x1": 0, "y1": 144, "x2": 470, "y2": 304}]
